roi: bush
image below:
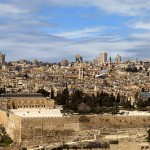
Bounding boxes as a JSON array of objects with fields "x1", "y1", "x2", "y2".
[
  {"x1": 0, "y1": 137, "x2": 13, "y2": 147},
  {"x1": 85, "y1": 141, "x2": 110, "y2": 149},
  {"x1": 147, "y1": 129, "x2": 150, "y2": 142},
  {"x1": 51, "y1": 145, "x2": 68, "y2": 150},
  {"x1": 21, "y1": 148, "x2": 27, "y2": 150},
  {"x1": 78, "y1": 116, "x2": 90, "y2": 123},
  {"x1": 109, "y1": 140, "x2": 119, "y2": 144},
  {"x1": 85, "y1": 141, "x2": 102, "y2": 148}
]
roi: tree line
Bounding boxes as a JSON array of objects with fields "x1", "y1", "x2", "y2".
[
  {"x1": 37, "y1": 88, "x2": 150, "y2": 113},
  {"x1": 54, "y1": 89, "x2": 134, "y2": 114}
]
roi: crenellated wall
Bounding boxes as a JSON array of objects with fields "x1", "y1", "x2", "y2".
[
  {"x1": 0, "y1": 109, "x2": 150, "y2": 148},
  {"x1": 20, "y1": 115, "x2": 150, "y2": 147},
  {"x1": 79, "y1": 115, "x2": 150, "y2": 129}
]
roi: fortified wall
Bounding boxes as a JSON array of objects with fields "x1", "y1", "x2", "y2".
[
  {"x1": 20, "y1": 115, "x2": 150, "y2": 133},
  {"x1": 0, "y1": 108, "x2": 150, "y2": 148},
  {"x1": 0, "y1": 94, "x2": 149, "y2": 148},
  {"x1": 83, "y1": 115, "x2": 150, "y2": 129},
  {"x1": 21, "y1": 116, "x2": 79, "y2": 146},
  {"x1": 21, "y1": 115, "x2": 150, "y2": 147},
  {"x1": 0, "y1": 109, "x2": 21, "y2": 143}
]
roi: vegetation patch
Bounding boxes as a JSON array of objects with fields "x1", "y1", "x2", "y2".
[
  {"x1": 147, "y1": 129, "x2": 150, "y2": 142},
  {"x1": 0, "y1": 136, "x2": 13, "y2": 147},
  {"x1": 109, "y1": 140, "x2": 119, "y2": 144},
  {"x1": 79, "y1": 115, "x2": 91, "y2": 123}
]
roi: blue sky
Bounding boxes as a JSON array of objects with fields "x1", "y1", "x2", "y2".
[{"x1": 0, "y1": 0, "x2": 150, "y2": 62}]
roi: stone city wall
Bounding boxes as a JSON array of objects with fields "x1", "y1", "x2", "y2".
[
  {"x1": 21, "y1": 116, "x2": 79, "y2": 147},
  {"x1": 79, "y1": 115, "x2": 150, "y2": 129},
  {"x1": 0, "y1": 110, "x2": 22, "y2": 143},
  {"x1": 20, "y1": 115, "x2": 150, "y2": 147},
  {"x1": 0, "y1": 110, "x2": 150, "y2": 148}
]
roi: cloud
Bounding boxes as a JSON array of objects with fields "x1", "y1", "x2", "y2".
[
  {"x1": 131, "y1": 21, "x2": 150, "y2": 30},
  {"x1": 53, "y1": 26, "x2": 106, "y2": 39},
  {"x1": 1, "y1": 30, "x2": 150, "y2": 62},
  {"x1": 131, "y1": 32, "x2": 150, "y2": 39},
  {"x1": 0, "y1": 3, "x2": 28, "y2": 16},
  {"x1": 88, "y1": 0, "x2": 150, "y2": 16},
  {"x1": 43, "y1": 0, "x2": 150, "y2": 16},
  {"x1": 0, "y1": 0, "x2": 150, "y2": 61},
  {"x1": 5, "y1": 0, "x2": 150, "y2": 17}
]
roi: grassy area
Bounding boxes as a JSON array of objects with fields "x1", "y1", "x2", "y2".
[{"x1": 0, "y1": 137, "x2": 13, "y2": 147}]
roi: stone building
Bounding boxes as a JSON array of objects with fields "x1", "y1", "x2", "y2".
[
  {"x1": 0, "y1": 52, "x2": 5, "y2": 66},
  {"x1": 0, "y1": 93, "x2": 54, "y2": 109}
]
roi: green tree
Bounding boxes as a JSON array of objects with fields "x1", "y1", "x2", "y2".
[
  {"x1": 67, "y1": 90, "x2": 83, "y2": 111},
  {"x1": 37, "y1": 89, "x2": 50, "y2": 97},
  {"x1": 102, "y1": 96, "x2": 112, "y2": 107},
  {"x1": 141, "y1": 88, "x2": 145, "y2": 92},
  {"x1": 0, "y1": 88, "x2": 6, "y2": 94},
  {"x1": 51, "y1": 88, "x2": 54, "y2": 99},
  {"x1": 56, "y1": 88, "x2": 69, "y2": 106},
  {"x1": 77, "y1": 102, "x2": 91, "y2": 113},
  {"x1": 116, "y1": 93, "x2": 120, "y2": 103},
  {"x1": 15, "y1": 65, "x2": 22, "y2": 72},
  {"x1": 123, "y1": 100, "x2": 134, "y2": 110},
  {"x1": 62, "y1": 88, "x2": 69, "y2": 105}
]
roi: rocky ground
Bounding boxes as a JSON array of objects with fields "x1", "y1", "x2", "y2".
[
  {"x1": 106, "y1": 128, "x2": 149, "y2": 150},
  {"x1": 0, "y1": 126, "x2": 149, "y2": 150},
  {"x1": 31, "y1": 128, "x2": 150, "y2": 150}
]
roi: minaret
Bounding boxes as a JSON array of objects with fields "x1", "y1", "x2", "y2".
[
  {"x1": 94, "y1": 84, "x2": 99, "y2": 96},
  {"x1": 79, "y1": 63, "x2": 83, "y2": 79}
]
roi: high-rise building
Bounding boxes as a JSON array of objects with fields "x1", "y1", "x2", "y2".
[
  {"x1": 100, "y1": 52, "x2": 107, "y2": 64},
  {"x1": 75, "y1": 54, "x2": 83, "y2": 63},
  {"x1": 0, "y1": 53, "x2": 5, "y2": 65},
  {"x1": 115, "y1": 54, "x2": 121, "y2": 64}
]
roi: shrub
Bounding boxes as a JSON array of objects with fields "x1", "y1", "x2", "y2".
[
  {"x1": 78, "y1": 115, "x2": 91, "y2": 123},
  {"x1": 109, "y1": 140, "x2": 119, "y2": 144},
  {"x1": 84, "y1": 141, "x2": 110, "y2": 149},
  {"x1": 21, "y1": 148, "x2": 27, "y2": 150},
  {"x1": 0, "y1": 136, "x2": 13, "y2": 147},
  {"x1": 147, "y1": 129, "x2": 150, "y2": 142}
]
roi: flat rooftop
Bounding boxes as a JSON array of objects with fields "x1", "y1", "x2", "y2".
[
  {"x1": 0, "y1": 93, "x2": 43, "y2": 97},
  {"x1": 10, "y1": 108, "x2": 63, "y2": 118}
]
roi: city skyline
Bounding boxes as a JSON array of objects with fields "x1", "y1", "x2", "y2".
[{"x1": 1, "y1": 0, "x2": 150, "y2": 61}]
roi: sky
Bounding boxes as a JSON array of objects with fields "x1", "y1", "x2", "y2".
[{"x1": 0, "y1": 0, "x2": 150, "y2": 62}]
